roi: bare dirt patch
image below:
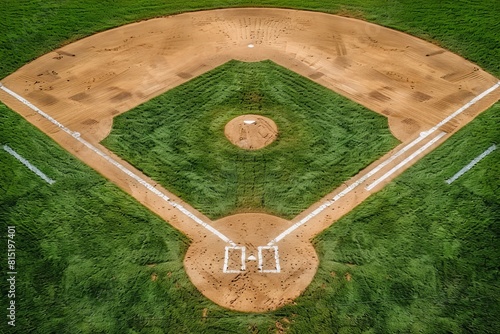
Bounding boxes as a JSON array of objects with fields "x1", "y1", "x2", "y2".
[{"x1": 224, "y1": 114, "x2": 278, "y2": 150}]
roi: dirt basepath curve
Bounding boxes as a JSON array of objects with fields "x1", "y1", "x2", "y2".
[
  {"x1": 3, "y1": 8, "x2": 497, "y2": 143},
  {"x1": 1, "y1": 8, "x2": 498, "y2": 312}
]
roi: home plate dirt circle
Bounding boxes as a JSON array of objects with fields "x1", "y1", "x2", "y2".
[
  {"x1": 183, "y1": 213, "x2": 319, "y2": 312},
  {"x1": 224, "y1": 114, "x2": 278, "y2": 150}
]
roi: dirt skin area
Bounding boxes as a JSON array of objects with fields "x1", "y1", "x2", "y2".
[{"x1": 1, "y1": 8, "x2": 499, "y2": 312}]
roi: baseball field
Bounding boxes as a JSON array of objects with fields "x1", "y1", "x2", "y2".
[{"x1": 1, "y1": 1, "x2": 499, "y2": 333}]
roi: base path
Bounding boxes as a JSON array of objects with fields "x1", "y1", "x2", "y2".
[{"x1": 1, "y1": 8, "x2": 499, "y2": 312}]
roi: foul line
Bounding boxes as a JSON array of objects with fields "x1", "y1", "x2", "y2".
[
  {"x1": 366, "y1": 132, "x2": 447, "y2": 190},
  {"x1": 446, "y1": 144, "x2": 497, "y2": 184},
  {"x1": 2, "y1": 145, "x2": 56, "y2": 185},
  {"x1": 267, "y1": 81, "x2": 500, "y2": 246},
  {"x1": 0, "y1": 83, "x2": 235, "y2": 246},
  {"x1": 267, "y1": 132, "x2": 432, "y2": 245},
  {"x1": 429, "y1": 82, "x2": 500, "y2": 134}
]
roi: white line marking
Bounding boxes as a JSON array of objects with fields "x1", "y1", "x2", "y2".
[
  {"x1": 429, "y1": 82, "x2": 500, "y2": 134},
  {"x1": 0, "y1": 84, "x2": 234, "y2": 246},
  {"x1": 268, "y1": 134, "x2": 431, "y2": 245},
  {"x1": 446, "y1": 144, "x2": 496, "y2": 184},
  {"x1": 267, "y1": 81, "x2": 500, "y2": 246},
  {"x1": 242, "y1": 247, "x2": 246, "y2": 271},
  {"x1": 223, "y1": 246, "x2": 246, "y2": 273},
  {"x1": 366, "y1": 131, "x2": 447, "y2": 191},
  {"x1": 257, "y1": 246, "x2": 280, "y2": 273},
  {"x1": 2, "y1": 145, "x2": 56, "y2": 185}
]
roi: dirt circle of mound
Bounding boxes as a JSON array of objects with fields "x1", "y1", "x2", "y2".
[{"x1": 224, "y1": 115, "x2": 278, "y2": 150}]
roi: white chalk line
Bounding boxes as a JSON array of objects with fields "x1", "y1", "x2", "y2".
[
  {"x1": 223, "y1": 246, "x2": 246, "y2": 273},
  {"x1": 258, "y1": 246, "x2": 280, "y2": 273},
  {"x1": 446, "y1": 144, "x2": 497, "y2": 184},
  {"x1": 0, "y1": 83, "x2": 235, "y2": 246},
  {"x1": 267, "y1": 133, "x2": 430, "y2": 245},
  {"x1": 268, "y1": 81, "x2": 500, "y2": 246},
  {"x1": 2, "y1": 145, "x2": 56, "y2": 185},
  {"x1": 366, "y1": 132, "x2": 447, "y2": 190}
]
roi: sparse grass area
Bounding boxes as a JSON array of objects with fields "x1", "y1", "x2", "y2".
[
  {"x1": 102, "y1": 60, "x2": 398, "y2": 219},
  {"x1": 1, "y1": 1, "x2": 499, "y2": 333}
]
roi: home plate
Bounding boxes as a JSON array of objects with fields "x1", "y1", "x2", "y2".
[{"x1": 248, "y1": 255, "x2": 257, "y2": 261}]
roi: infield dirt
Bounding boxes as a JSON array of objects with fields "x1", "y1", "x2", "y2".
[{"x1": 0, "y1": 8, "x2": 498, "y2": 312}]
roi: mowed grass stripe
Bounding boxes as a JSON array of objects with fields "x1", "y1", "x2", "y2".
[{"x1": 102, "y1": 60, "x2": 399, "y2": 219}]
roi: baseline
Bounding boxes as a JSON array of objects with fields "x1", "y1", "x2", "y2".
[
  {"x1": 366, "y1": 132, "x2": 447, "y2": 191},
  {"x1": 0, "y1": 84, "x2": 234, "y2": 246}
]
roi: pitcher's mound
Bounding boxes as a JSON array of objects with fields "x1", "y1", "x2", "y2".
[{"x1": 224, "y1": 114, "x2": 278, "y2": 150}]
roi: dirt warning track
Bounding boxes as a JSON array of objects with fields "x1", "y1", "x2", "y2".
[{"x1": 1, "y1": 8, "x2": 499, "y2": 312}]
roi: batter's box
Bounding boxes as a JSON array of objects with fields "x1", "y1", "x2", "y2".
[
  {"x1": 258, "y1": 246, "x2": 281, "y2": 273},
  {"x1": 223, "y1": 246, "x2": 246, "y2": 273}
]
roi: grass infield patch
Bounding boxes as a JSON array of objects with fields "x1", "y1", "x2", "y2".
[{"x1": 102, "y1": 60, "x2": 399, "y2": 219}]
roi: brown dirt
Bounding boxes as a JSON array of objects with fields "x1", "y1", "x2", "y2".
[
  {"x1": 224, "y1": 114, "x2": 278, "y2": 150},
  {"x1": 184, "y1": 213, "x2": 318, "y2": 312},
  {"x1": 1, "y1": 8, "x2": 498, "y2": 312}
]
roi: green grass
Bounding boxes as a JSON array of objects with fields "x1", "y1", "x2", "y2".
[
  {"x1": 102, "y1": 60, "x2": 398, "y2": 219},
  {"x1": 1, "y1": 1, "x2": 499, "y2": 333}
]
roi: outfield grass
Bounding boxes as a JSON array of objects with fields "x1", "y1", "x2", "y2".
[
  {"x1": 102, "y1": 60, "x2": 398, "y2": 219},
  {"x1": 1, "y1": 1, "x2": 499, "y2": 333}
]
